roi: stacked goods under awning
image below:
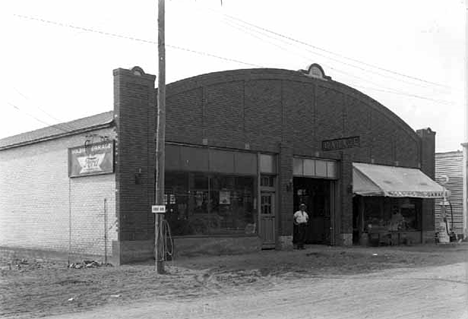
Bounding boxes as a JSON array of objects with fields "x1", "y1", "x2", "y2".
[{"x1": 352, "y1": 163, "x2": 446, "y2": 245}]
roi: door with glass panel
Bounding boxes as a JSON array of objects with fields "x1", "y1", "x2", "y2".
[{"x1": 259, "y1": 175, "x2": 276, "y2": 249}]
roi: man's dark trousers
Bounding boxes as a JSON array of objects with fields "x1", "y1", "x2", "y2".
[{"x1": 297, "y1": 223, "x2": 307, "y2": 249}]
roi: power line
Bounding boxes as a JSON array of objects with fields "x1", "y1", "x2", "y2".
[
  {"x1": 223, "y1": 16, "x2": 457, "y2": 106},
  {"x1": 7, "y1": 102, "x2": 72, "y2": 134},
  {"x1": 221, "y1": 14, "x2": 454, "y2": 94},
  {"x1": 12, "y1": 13, "x2": 456, "y2": 107},
  {"x1": 352, "y1": 85, "x2": 455, "y2": 106},
  {"x1": 12, "y1": 87, "x2": 77, "y2": 131},
  {"x1": 167, "y1": 44, "x2": 262, "y2": 67},
  {"x1": 13, "y1": 14, "x2": 263, "y2": 68},
  {"x1": 217, "y1": 10, "x2": 453, "y2": 90},
  {"x1": 14, "y1": 11, "x2": 456, "y2": 94},
  {"x1": 326, "y1": 66, "x2": 456, "y2": 105}
]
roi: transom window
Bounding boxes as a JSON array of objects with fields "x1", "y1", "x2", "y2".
[{"x1": 293, "y1": 157, "x2": 338, "y2": 179}]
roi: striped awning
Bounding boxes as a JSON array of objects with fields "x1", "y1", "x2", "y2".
[{"x1": 353, "y1": 163, "x2": 445, "y2": 198}]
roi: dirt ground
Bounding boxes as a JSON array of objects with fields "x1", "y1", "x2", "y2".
[{"x1": 1, "y1": 243, "x2": 468, "y2": 319}]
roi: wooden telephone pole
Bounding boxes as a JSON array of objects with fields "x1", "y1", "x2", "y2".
[
  {"x1": 155, "y1": 0, "x2": 166, "y2": 274},
  {"x1": 463, "y1": 0, "x2": 468, "y2": 240}
]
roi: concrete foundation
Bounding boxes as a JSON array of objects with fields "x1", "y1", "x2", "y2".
[
  {"x1": 340, "y1": 233, "x2": 353, "y2": 246},
  {"x1": 173, "y1": 236, "x2": 261, "y2": 258},
  {"x1": 277, "y1": 235, "x2": 294, "y2": 250}
]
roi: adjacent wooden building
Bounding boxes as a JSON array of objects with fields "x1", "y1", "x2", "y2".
[{"x1": 435, "y1": 151, "x2": 465, "y2": 239}]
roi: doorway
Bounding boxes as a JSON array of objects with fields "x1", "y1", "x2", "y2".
[
  {"x1": 259, "y1": 175, "x2": 276, "y2": 249},
  {"x1": 293, "y1": 177, "x2": 333, "y2": 245},
  {"x1": 259, "y1": 191, "x2": 276, "y2": 249}
]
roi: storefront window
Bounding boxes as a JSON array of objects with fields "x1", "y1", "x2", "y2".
[
  {"x1": 399, "y1": 199, "x2": 422, "y2": 231},
  {"x1": 165, "y1": 171, "x2": 257, "y2": 236},
  {"x1": 362, "y1": 197, "x2": 422, "y2": 232}
]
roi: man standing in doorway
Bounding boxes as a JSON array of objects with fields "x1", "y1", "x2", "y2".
[{"x1": 294, "y1": 203, "x2": 309, "y2": 249}]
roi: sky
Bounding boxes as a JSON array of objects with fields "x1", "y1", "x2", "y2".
[{"x1": 0, "y1": 0, "x2": 466, "y2": 152}]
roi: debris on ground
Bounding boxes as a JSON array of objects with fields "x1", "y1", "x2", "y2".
[
  {"x1": 68, "y1": 260, "x2": 113, "y2": 269},
  {"x1": 5, "y1": 258, "x2": 46, "y2": 271}
]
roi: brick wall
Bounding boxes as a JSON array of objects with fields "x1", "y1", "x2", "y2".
[
  {"x1": 165, "y1": 70, "x2": 422, "y2": 167},
  {"x1": 417, "y1": 128, "x2": 436, "y2": 239},
  {"x1": 339, "y1": 154, "x2": 353, "y2": 241},
  {"x1": 417, "y1": 128, "x2": 436, "y2": 177},
  {"x1": 113, "y1": 67, "x2": 156, "y2": 263},
  {"x1": 167, "y1": 71, "x2": 424, "y2": 242},
  {"x1": 0, "y1": 128, "x2": 117, "y2": 258},
  {"x1": 278, "y1": 143, "x2": 293, "y2": 236},
  {"x1": 116, "y1": 67, "x2": 431, "y2": 253}
]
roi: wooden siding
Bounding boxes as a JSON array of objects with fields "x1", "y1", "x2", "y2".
[{"x1": 435, "y1": 151, "x2": 463, "y2": 236}]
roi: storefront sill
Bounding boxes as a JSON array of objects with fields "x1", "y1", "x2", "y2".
[{"x1": 173, "y1": 234, "x2": 259, "y2": 239}]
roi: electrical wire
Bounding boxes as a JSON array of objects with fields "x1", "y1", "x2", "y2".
[
  {"x1": 328, "y1": 68, "x2": 456, "y2": 105},
  {"x1": 7, "y1": 102, "x2": 73, "y2": 134},
  {"x1": 216, "y1": 10, "x2": 453, "y2": 91},
  {"x1": 220, "y1": 13, "x2": 455, "y2": 94},
  {"x1": 13, "y1": 14, "x2": 263, "y2": 68},
  {"x1": 12, "y1": 13, "x2": 457, "y2": 108},
  {"x1": 223, "y1": 16, "x2": 457, "y2": 106},
  {"x1": 12, "y1": 87, "x2": 77, "y2": 132},
  {"x1": 167, "y1": 44, "x2": 262, "y2": 67},
  {"x1": 352, "y1": 84, "x2": 455, "y2": 106}
]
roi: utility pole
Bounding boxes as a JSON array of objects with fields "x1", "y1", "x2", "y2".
[
  {"x1": 155, "y1": 0, "x2": 166, "y2": 274},
  {"x1": 463, "y1": 0, "x2": 468, "y2": 240}
]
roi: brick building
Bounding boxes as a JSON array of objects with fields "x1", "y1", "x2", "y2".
[
  {"x1": 0, "y1": 113, "x2": 116, "y2": 259},
  {"x1": 0, "y1": 65, "x2": 444, "y2": 264}
]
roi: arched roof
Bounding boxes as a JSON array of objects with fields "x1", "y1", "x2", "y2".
[{"x1": 166, "y1": 67, "x2": 419, "y2": 140}]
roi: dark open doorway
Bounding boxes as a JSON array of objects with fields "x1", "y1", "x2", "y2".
[{"x1": 293, "y1": 177, "x2": 332, "y2": 245}]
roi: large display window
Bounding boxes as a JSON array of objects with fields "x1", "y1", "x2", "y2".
[
  {"x1": 165, "y1": 172, "x2": 257, "y2": 236},
  {"x1": 359, "y1": 197, "x2": 422, "y2": 233}
]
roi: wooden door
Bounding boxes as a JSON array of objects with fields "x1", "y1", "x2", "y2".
[{"x1": 259, "y1": 191, "x2": 276, "y2": 249}]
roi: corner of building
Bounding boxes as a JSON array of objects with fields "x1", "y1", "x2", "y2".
[{"x1": 113, "y1": 66, "x2": 157, "y2": 265}]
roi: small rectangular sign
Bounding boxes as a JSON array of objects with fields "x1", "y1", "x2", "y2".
[
  {"x1": 322, "y1": 136, "x2": 360, "y2": 151},
  {"x1": 152, "y1": 205, "x2": 166, "y2": 214}
]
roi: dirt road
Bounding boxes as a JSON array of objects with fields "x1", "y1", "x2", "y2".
[
  {"x1": 47, "y1": 262, "x2": 468, "y2": 319},
  {"x1": 2, "y1": 244, "x2": 468, "y2": 319}
]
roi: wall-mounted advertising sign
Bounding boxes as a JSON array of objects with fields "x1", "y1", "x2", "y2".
[{"x1": 68, "y1": 141, "x2": 114, "y2": 177}]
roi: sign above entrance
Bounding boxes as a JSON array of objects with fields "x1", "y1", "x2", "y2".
[{"x1": 322, "y1": 136, "x2": 360, "y2": 151}]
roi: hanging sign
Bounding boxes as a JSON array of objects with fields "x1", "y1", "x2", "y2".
[{"x1": 68, "y1": 141, "x2": 114, "y2": 177}]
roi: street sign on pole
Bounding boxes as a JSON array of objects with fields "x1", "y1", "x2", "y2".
[{"x1": 152, "y1": 205, "x2": 166, "y2": 214}]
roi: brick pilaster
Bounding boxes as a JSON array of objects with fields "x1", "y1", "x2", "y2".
[
  {"x1": 416, "y1": 128, "x2": 436, "y2": 241},
  {"x1": 113, "y1": 67, "x2": 156, "y2": 264}
]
